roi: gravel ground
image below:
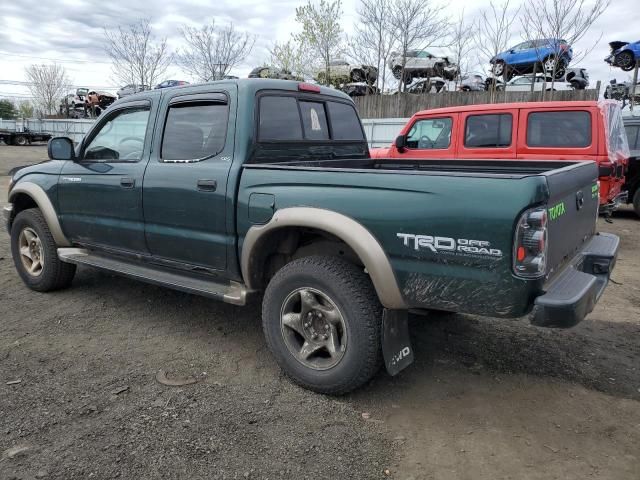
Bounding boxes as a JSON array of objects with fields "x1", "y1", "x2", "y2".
[{"x1": 0, "y1": 145, "x2": 638, "y2": 480}]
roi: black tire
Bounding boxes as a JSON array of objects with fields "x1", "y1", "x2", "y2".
[
  {"x1": 616, "y1": 51, "x2": 635, "y2": 71},
  {"x1": 10, "y1": 208, "x2": 76, "y2": 292},
  {"x1": 633, "y1": 189, "x2": 640, "y2": 218},
  {"x1": 392, "y1": 66, "x2": 403, "y2": 80},
  {"x1": 14, "y1": 135, "x2": 27, "y2": 146},
  {"x1": 262, "y1": 255, "x2": 383, "y2": 395}
]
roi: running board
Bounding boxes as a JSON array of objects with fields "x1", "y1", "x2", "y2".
[{"x1": 57, "y1": 248, "x2": 249, "y2": 306}]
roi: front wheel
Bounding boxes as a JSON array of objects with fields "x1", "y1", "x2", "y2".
[
  {"x1": 616, "y1": 51, "x2": 636, "y2": 71},
  {"x1": 262, "y1": 256, "x2": 383, "y2": 395},
  {"x1": 10, "y1": 209, "x2": 76, "y2": 292}
]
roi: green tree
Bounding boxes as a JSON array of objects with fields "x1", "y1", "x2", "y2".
[
  {"x1": 17, "y1": 101, "x2": 35, "y2": 118},
  {"x1": 0, "y1": 99, "x2": 17, "y2": 119},
  {"x1": 295, "y1": 0, "x2": 344, "y2": 86}
]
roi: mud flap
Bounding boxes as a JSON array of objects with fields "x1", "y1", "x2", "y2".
[{"x1": 382, "y1": 309, "x2": 414, "y2": 376}]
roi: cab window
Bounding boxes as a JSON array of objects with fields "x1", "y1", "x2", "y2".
[
  {"x1": 83, "y1": 107, "x2": 150, "y2": 162},
  {"x1": 406, "y1": 117, "x2": 452, "y2": 149},
  {"x1": 161, "y1": 101, "x2": 229, "y2": 161},
  {"x1": 464, "y1": 114, "x2": 512, "y2": 148},
  {"x1": 526, "y1": 111, "x2": 591, "y2": 148}
]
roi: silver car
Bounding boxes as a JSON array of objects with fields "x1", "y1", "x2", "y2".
[
  {"x1": 388, "y1": 50, "x2": 459, "y2": 84},
  {"x1": 117, "y1": 84, "x2": 150, "y2": 99}
]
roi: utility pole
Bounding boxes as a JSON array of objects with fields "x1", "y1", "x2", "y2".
[{"x1": 630, "y1": 60, "x2": 639, "y2": 112}]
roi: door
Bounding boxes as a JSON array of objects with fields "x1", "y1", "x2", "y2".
[
  {"x1": 394, "y1": 114, "x2": 457, "y2": 158},
  {"x1": 58, "y1": 100, "x2": 155, "y2": 253},
  {"x1": 457, "y1": 110, "x2": 518, "y2": 159},
  {"x1": 143, "y1": 90, "x2": 235, "y2": 271}
]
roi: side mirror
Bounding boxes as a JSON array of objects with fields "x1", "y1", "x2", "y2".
[
  {"x1": 48, "y1": 137, "x2": 76, "y2": 161},
  {"x1": 395, "y1": 135, "x2": 407, "y2": 152},
  {"x1": 509, "y1": 49, "x2": 515, "y2": 54}
]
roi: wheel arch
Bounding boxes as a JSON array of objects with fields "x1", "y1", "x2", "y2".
[
  {"x1": 241, "y1": 207, "x2": 406, "y2": 309},
  {"x1": 8, "y1": 182, "x2": 71, "y2": 247}
]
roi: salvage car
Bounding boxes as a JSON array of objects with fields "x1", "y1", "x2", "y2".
[
  {"x1": 605, "y1": 40, "x2": 640, "y2": 71},
  {"x1": 59, "y1": 88, "x2": 89, "y2": 114},
  {"x1": 499, "y1": 74, "x2": 574, "y2": 92},
  {"x1": 117, "y1": 84, "x2": 149, "y2": 99},
  {"x1": 248, "y1": 66, "x2": 300, "y2": 81},
  {"x1": 388, "y1": 50, "x2": 458, "y2": 83},
  {"x1": 458, "y1": 74, "x2": 486, "y2": 91},
  {"x1": 315, "y1": 60, "x2": 377, "y2": 85},
  {"x1": 5, "y1": 79, "x2": 618, "y2": 394},
  {"x1": 340, "y1": 82, "x2": 380, "y2": 97},
  {"x1": 490, "y1": 38, "x2": 573, "y2": 80},
  {"x1": 405, "y1": 78, "x2": 447, "y2": 94},
  {"x1": 154, "y1": 80, "x2": 190, "y2": 89},
  {"x1": 565, "y1": 68, "x2": 589, "y2": 90},
  {"x1": 369, "y1": 100, "x2": 629, "y2": 213}
]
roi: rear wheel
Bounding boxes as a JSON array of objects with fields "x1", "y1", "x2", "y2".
[
  {"x1": 392, "y1": 66, "x2": 403, "y2": 79},
  {"x1": 14, "y1": 135, "x2": 27, "y2": 146},
  {"x1": 262, "y1": 256, "x2": 383, "y2": 395},
  {"x1": 10, "y1": 209, "x2": 76, "y2": 292},
  {"x1": 351, "y1": 69, "x2": 365, "y2": 82},
  {"x1": 616, "y1": 50, "x2": 636, "y2": 71},
  {"x1": 491, "y1": 61, "x2": 505, "y2": 77}
]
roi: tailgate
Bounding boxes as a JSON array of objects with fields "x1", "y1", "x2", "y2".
[{"x1": 544, "y1": 162, "x2": 599, "y2": 279}]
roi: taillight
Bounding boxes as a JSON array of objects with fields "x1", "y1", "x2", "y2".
[
  {"x1": 298, "y1": 83, "x2": 321, "y2": 93},
  {"x1": 513, "y1": 206, "x2": 548, "y2": 278}
]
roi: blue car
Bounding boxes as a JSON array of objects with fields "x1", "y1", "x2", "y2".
[
  {"x1": 490, "y1": 38, "x2": 573, "y2": 80},
  {"x1": 605, "y1": 40, "x2": 640, "y2": 72}
]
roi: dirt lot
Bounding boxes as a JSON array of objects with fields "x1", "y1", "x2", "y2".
[{"x1": 0, "y1": 145, "x2": 638, "y2": 480}]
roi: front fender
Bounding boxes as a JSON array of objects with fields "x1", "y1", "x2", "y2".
[{"x1": 8, "y1": 182, "x2": 71, "y2": 247}]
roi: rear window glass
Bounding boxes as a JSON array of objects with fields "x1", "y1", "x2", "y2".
[
  {"x1": 258, "y1": 95, "x2": 364, "y2": 142},
  {"x1": 526, "y1": 111, "x2": 591, "y2": 148},
  {"x1": 465, "y1": 114, "x2": 512, "y2": 148},
  {"x1": 327, "y1": 102, "x2": 365, "y2": 140},
  {"x1": 259, "y1": 96, "x2": 303, "y2": 141},
  {"x1": 162, "y1": 102, "x2": 228, "y2": 161},
  {"x1": 299, "y1": 101, "x2": 329, "y2": 140}
]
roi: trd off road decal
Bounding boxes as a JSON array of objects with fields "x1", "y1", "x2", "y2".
[
  {"x1": 591, "y1": 183, "x2": 599, "y2": 199},
  {"x1": 397, "y1": 233, "x2": 502, "y2": 258},
  {"x1": 548, "y1": 201, "x2": 566, "y2": 220}
]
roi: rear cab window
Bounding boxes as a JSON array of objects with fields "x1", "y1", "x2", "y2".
[
  {"x1": 253, "y1": 92, "x2": 367, "y2": 163},
  {"x1": 526, "y1": 111, "x2": 591, "y2": 147}
]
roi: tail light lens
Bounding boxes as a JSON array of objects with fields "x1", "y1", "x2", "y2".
[{"x1": 513, "y1": 206, "x2": 548, "y2": 278}]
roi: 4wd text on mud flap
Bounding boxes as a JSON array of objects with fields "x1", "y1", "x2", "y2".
[{"x1": 397, "y1": 233, "x2": 503, "y2": 257}]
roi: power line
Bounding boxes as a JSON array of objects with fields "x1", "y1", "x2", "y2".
[{"x1": 0, "y1": 51, "x2": 112, "y2": 65}]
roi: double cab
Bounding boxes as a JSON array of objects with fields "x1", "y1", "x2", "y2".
[
  {"x1": 371, "y1": 101, "x2": 630, "y2": 213},
  {"x1": 4, "y1": 80, "x2": 619, "y2": 394}
]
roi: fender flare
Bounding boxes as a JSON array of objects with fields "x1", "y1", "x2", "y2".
[
  {"x1": 8, "y1": 182, "x2": 71, "y2": 247},
  {"x1": 240, "y1": 207, "x2": 406, "y2": 309}
]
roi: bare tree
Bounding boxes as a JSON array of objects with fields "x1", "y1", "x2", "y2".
[
  {"x1": 520, "y1": 0, "x2": 610, "y2": 96},
  {"x1": 269, "y1": 38, "x2": 316, "y2": 79},
  {"x1": 24, "y1": 64, "x2": 70, "y2": 116},
  {"x1": 450, "y1": 9, "x2": 476, "y2": 88},
  {"x1": 104, "y1": 19, "x2": 172, "y2": 88},
  {"x1": 349, "y1": 0, "x2": 394, "y2": 91},
  {"x1": 295, "y1": 0, "x2": 344, "y2": 85},
  {"x1": 474, "y1": 0, "x2": 520, "y2": 101},
  {"x1": 178, "y1": 21, "x2": 255, "y2": 82},
  {"x1": 387, "y1": 0, "x2": 451, "y2": 92}
]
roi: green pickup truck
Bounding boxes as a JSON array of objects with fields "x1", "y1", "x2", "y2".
[{"x1": 4, "y1": 79, "x2": 619, "y2": 394}]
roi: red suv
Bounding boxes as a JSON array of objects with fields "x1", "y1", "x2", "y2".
[{"x1": 371, "y1": 101, "x2": 629, "y2": 210}]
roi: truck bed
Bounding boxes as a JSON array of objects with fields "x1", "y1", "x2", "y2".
[{"x1": 245, "y1": 158, "x2": 590, "y2": 178}]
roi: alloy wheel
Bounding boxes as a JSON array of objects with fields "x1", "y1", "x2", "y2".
[{"x1": 18, "y1": 227, "x2": 44, "y2": 276}]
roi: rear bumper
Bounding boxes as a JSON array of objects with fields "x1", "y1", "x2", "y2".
[{"x1": 531, "y1": 232, "x2": 619, "y2": 328}]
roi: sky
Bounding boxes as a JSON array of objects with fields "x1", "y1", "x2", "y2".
[{"x1": 0, "y1": 0, "x2": 638, "y2": 102}]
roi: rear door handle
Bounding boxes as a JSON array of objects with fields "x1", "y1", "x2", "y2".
[
  {"x1": 197, "y1": 179, "x2": 217, "y2": 192},
  {"x1": 120, "y1": 177, "x2": 135, "y2": 188}
]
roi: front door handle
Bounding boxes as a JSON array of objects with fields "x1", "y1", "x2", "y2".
[
  {"x1": 197, "y1": 179, "x2": 217, "y2": 192},
  {"x1": 120, "y1": 177, "x2": 135, "y2": 188}
]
